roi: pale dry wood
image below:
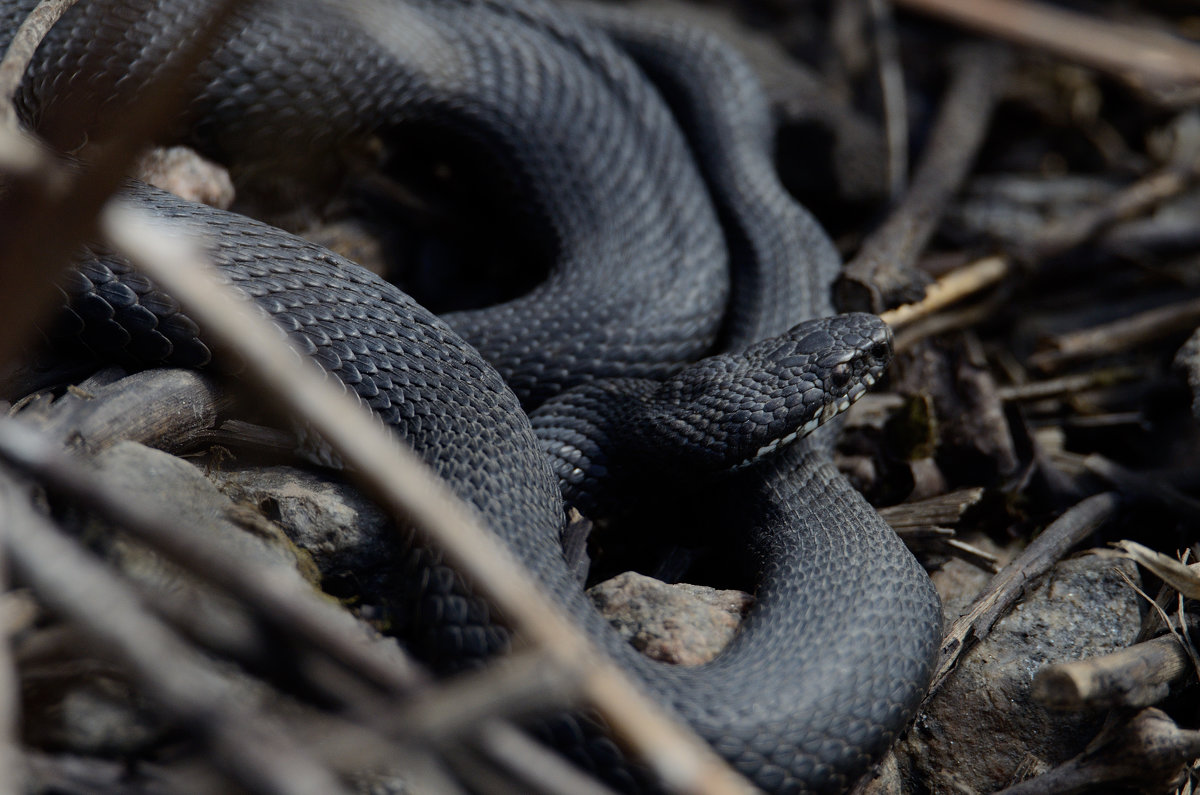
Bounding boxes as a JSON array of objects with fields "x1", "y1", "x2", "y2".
[
  {"x1": 877, "y1": 487, "x2": 984, "y2": 528},
  {"x1": 1032, "y1": 633, "x2": 1192, "y2": 710},
  {"x1": 12, "y1": 368, "x2": 236, "y2": 454},
  {"x1": 894, "y1": 0, "x2": 1200, "y2": 89},
  {"x1": 880, "y1": 255, "x2": 1009, "y2": 330},
  {"x1": 99, "y1": 199, "x2": 749, "y2": 794}
]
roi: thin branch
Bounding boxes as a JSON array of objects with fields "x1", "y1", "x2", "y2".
[
  {"x1": 1032, "y1": 633, "x2": 1192, "y2": 710},
  {"x1": 880, "y1": 255, "x2": 1009, "y2": 329},
  {"x1": 1029, "y1": 296, "x2": 1200, "y2": 371},
  {"x1": 839, "y1": 43, "x2": 1010, "y2": 312},
  {"x1": 894, "y1": 0, "x2": 1200, "y2": 90}
]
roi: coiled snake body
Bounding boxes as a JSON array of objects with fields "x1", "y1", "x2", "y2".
[{"x1": 3, "y1": 0, "x2": 942, "y2": 791}]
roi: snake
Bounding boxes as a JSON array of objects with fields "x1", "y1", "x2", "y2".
[{"x1": 2, "y1": 0, "x2": 943, "y2": 792}]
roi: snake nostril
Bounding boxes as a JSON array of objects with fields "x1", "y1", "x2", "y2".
[{"x1": 870, "y1": 341, "x2": 891, "y2": 361}]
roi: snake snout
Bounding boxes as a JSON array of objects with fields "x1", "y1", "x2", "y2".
[
  {"x1": 727, "y1": 313, "x2": 891, "y2": 467},
  {"x1": 631, "y1": 313, "x2": 892, "y2": 474}
]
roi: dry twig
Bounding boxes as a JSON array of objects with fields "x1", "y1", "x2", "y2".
[
  {"x1": 894, "y1": 0, "x2": 1200, "y2": 92},
  {"x1": 839, "y1": 44, "x2": 1010, "y2": 312},
  {"x1": 995, "y1": 708, "x2": 1200, "y2": 794},
  {"x1": 1033, "y1": 633, "x2": 1193, "y2": 711}
]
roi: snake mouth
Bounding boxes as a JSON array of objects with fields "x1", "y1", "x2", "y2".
[{"x1": 734, "y1": 370, "x2": 877, "y2": 468}]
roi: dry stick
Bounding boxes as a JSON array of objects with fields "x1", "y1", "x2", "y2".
[
  {"x1": 876, "y1": 486, "x2": 984, "y2": 528},
  {"x1": 1032, "y1": 633, "x2": 1193, "y2": 711},
  {"x1": 890, "y1": 292, "x2": 1004, "y2": 354},
  {"x1": 838, "y1": 44, "x2": 1009, "y2": 313},
  {"x1": 1026, "y1": 168, "x2": 1192, "y2": 262},
  {"x1": 13, "y1": 369, "x2": 238, "y2": 455},
  {"x1": 994, "y1": 366, "x2": 1142, "y2": 403},
  {"x1": 1083, "y1": 454, "x2": 1200, "y2": 525},
  {"x1": 100, "y1": 204, "x2": 746, "y2": 794},
  {"x1": 1028, "y1": 296, "x2": 1200, "y2": 371},
  {"x1": 0, "y1": 0, "x2": 247, "y2": 371},
  {"x1": 0, "y1": 473, "x2": 353, "y2": 795},
  {"x1": 893, "y1": 0, "x2": 1200, "y2": 89},
  {"x1": 929, "y1": 491, "x2": 1122, "y2": 694}
]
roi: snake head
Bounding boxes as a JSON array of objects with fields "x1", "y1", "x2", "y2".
[{"x1": 640, "y1": 312, "x2": 892, "y2": 472}]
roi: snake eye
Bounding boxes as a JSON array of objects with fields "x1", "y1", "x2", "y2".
[{"x1": 829, "y1": 366, "x2": 850, "y2": 388}]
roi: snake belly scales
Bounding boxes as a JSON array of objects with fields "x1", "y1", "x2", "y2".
[{"x1": 2, "y1": 0, "x2": 943, "y2": 792}]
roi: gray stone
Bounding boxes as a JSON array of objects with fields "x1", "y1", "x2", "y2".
[
  {"x1": 207, "y1": 464, "x2": 395, "y2": 575},
  {"x1": 902, "y1": 554, "x2": 1143, "y2": 794}
]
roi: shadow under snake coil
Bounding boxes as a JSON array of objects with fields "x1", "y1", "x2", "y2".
[{"x1": 4, "y1": 0, "x2": 943, "y2": 791}]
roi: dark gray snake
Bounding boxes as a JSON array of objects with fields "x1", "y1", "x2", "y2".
[{"x1": 2, "y1": 0, "x2": 943, "y2": 791}]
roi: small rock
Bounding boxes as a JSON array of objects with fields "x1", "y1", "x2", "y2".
[
  {"x1": 206, "y1": 464, "x2": 403, "y2": 592},
  {"x1": 133, "y1": 146, "x2": 235, "y2": 208},
  {"x1": 588, "y1": 571, "x2": 753, "y2": 666}
]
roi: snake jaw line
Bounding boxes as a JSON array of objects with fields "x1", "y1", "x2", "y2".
[{"x1": 738, "y1": 377, "x2": 871, "y2": 467}]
